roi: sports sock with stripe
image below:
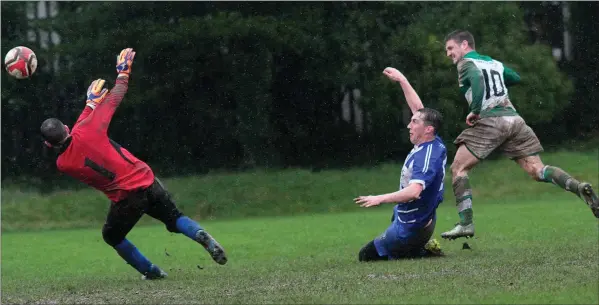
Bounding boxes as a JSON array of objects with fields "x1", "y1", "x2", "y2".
[
  {"x1": 453, "y1": 175, "x2": 473, "y2": 225},
  {"x1": 539, "y1": 165, "x2": 580, "y2": 195}
]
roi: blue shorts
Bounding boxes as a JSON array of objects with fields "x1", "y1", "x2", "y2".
[{"x1": 373, "y1": 210, "x2": 435, "y2": 259}]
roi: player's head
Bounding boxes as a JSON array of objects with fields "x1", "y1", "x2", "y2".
[
  {"x1": 444, "y1": 30, "x2": 475, "y2": 64},
  {"x1": 408, "y1": 108, "x2": 442, "y2": 145},
  {"x1": 40, "y1": 118, "x2": 70, "y2": 148}
]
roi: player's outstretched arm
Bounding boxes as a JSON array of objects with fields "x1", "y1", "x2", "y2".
[
  {"x1": 88, "y1": 48, "x2": 136, "y2": 133},
  {"x1": 105, "y1": 47, "x2": 136, "y2": 109},
  {"x1": 354, "y1": 183, "x2": 423, "y2": 208},
  {"x1": 74, "y1": 78, "x2": 109, "y2": 127},
  {"x1": 382, "y1": 67, "x2": 424, "y2": 114},
  {"x1": 355, "y1": 144, "x2": 445, "y2": 208}
]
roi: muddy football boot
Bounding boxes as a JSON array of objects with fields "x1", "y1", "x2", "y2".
[
  {"x1": 578, "y1": 183, "x2": 599, "y2": 218},
  {"x1": 195, "y1": 230, "x2": 228, "y2": 265},
  {"x1": 423, "y1": 238, "x2": 444, "y2": 257},
  {"x1": 141, "y1": 264, "x2": 168, "y2": 280},
  {"x1": 441, "y1": 223, "x2": 475, "y2": 240}
]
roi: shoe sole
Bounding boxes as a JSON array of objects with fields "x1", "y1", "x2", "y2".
[
  {"x1": 141, "y1": 268, "x2": 168, "y2": 280},
  {"x1": 441, "y1": 233, "x2": 474, "y2": 240},
  {"x1": 196, "y1": 230, "x2": 228, "y2": 265},
  {"x1": 141, "y1": 274, "x2": 167, "y2": 280},
  {"x1": 581, "y1": 184, "x2": 599, "y2": 218}
]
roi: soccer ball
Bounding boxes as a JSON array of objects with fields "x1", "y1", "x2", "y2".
[{"x1": 4, "y1": 46, "x2": 38, "y2": 79}]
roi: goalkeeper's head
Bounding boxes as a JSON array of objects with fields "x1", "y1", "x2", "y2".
[{"x1": 40, "y1": 118, "x2": 71, "y2": 148}]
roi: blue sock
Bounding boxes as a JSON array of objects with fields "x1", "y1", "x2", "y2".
[
  {"x1": 114, "y1": 239, "x2": 152, "y2": 274},
  {"x1": 176, "y1": 216, "x2": 203, "y2": 239}
]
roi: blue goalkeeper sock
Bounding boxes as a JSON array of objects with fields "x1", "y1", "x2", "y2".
[
  {"x1": 176, "y1": 216, "x2": 204, "y2": 239},
  {"x1": 114, "y1": 239, "x2": 152, "y2": 275}
]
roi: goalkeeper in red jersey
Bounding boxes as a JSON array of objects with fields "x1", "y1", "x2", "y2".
[{"x1": 40, "y1": 48, "x2": 227, "y2": 280}]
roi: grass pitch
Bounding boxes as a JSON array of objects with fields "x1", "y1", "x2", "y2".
[
  {"x1": 2, "y1": 149, "x2": 598, "y2": 303},
  {"x1": 3, "y1": 197, "x2": 598, "y2": 304}
]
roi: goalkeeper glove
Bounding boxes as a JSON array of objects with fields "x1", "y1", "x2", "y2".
[
  {"x1": 86, "y1": 78, "x2": 109, "y2": 109},
  {"x1": 116, "y1": 48, "x2": 136, "y2": 77}
]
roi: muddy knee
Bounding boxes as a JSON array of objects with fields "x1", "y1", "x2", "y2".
[
  {"x1": 525, "y1": 162, "x2": 544, "y2": 181},
  {"x1": 515, "y1": 156, "x2": 545, "y2": 182},
  {"x1": 450, "y1": 162, "x2": 467, "y2": 179},
  {"x1": 450, "y1": 162, "x2": 459, "y2": 177},
  {"x1": 530, "y1": 169, "x2": 543, "y2": 181},
  {"x1": 451, "y1": 145, "x2": 480, "y2": 179}
]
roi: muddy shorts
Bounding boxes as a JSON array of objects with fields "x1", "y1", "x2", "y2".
[{"x1": 454, "y1": 115, "x2": 544, "y2": 160}]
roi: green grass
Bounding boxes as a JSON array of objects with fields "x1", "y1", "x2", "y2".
[
  {"x1": 2, "y1": 150, "x2": 598, "y2": 232},
  {"x1": 2, "y1": 150, "x2": 599, "y2": 303},
  {"x1": 2, "y1": 201, "x2": 598, "y2": 304}
]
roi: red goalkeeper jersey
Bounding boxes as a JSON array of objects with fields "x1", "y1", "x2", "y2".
[{"x1": 56, "y1": 76, "x2": 155, "y2": 202}]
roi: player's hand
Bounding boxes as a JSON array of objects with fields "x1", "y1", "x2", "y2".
[
  {"x1": 354, "y1": 195, "x2": 383, "y2": 208},
  {"x1": 383, "y1": 67, "x2": 408, "y2": 83},
  {"x1": 116, "y1": 48, "x2": 136, "y2": 76},
  {"x1": 86, "y1": 78, "x2": 109, "y2": 109},
  {"x1": 466, "y1": 112, "x2": 480, "y2": 126}
]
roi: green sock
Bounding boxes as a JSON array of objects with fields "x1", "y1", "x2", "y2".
[
  {"x1": 540, "y1": 165, "x2": 580, "y2": 195},
  {"x1": 453, "y1": 176, "x2": 474, "y2": 225},
  {"x1": 459, "y1": 208, "x2": 473, "y2": 225}
]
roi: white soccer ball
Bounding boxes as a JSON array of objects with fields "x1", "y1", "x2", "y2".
[{"x1": 4, "y1": 46, "x2": 38, "y2": 79}]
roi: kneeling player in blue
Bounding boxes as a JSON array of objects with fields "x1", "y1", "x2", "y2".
[{"x1": 355, "y1": 67, "x2": 446, "y2": 261}]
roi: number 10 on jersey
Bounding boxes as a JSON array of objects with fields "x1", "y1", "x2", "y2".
[{"x1": 482, "y1": 69, "x2": 505, "y2": 99}]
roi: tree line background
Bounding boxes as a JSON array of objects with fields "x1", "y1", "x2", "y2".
[{"x1": 2, "y1": 1, "x2": 597, "y2": 189}]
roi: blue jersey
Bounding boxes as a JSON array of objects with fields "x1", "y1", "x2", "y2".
[{"x1": 395, "y1": 135, "x2": 447, "y2": 229}]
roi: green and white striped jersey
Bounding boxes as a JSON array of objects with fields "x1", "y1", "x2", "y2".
[{"x1": 457, "y1": 51, "x2": 521, "y2": 117}]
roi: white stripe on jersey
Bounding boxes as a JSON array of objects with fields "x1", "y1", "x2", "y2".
[
  {"x1": 396, "y1": 217, "x2": 417, "y2": 224},
  {"x1": 422, "y1": 144, "x2": 432, "y2": 173},
  {"x1": 405, "y1": 145, "x2": 424, "y2": 162},
  {"x1": 397, "y1": 207, "x2": 419, "y2": 213}
]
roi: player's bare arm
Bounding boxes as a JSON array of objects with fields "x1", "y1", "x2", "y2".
[
  {"x1": 354, "y1": 183, "x2": 423, "y2": 208},
  {"x1": 382, "y1": 67, "x2": 424, "y2": 114}
]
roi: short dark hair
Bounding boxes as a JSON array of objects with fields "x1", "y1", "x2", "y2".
[
  {"x1": 40, "y1": 118, "x2": 67, "y2": 145},
  {"x1": 444, "y1": 30, "x2": 475, "y2": 49},
  {"x1": 417, "y1": 107, "x2": 442, "y2": 134}
]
